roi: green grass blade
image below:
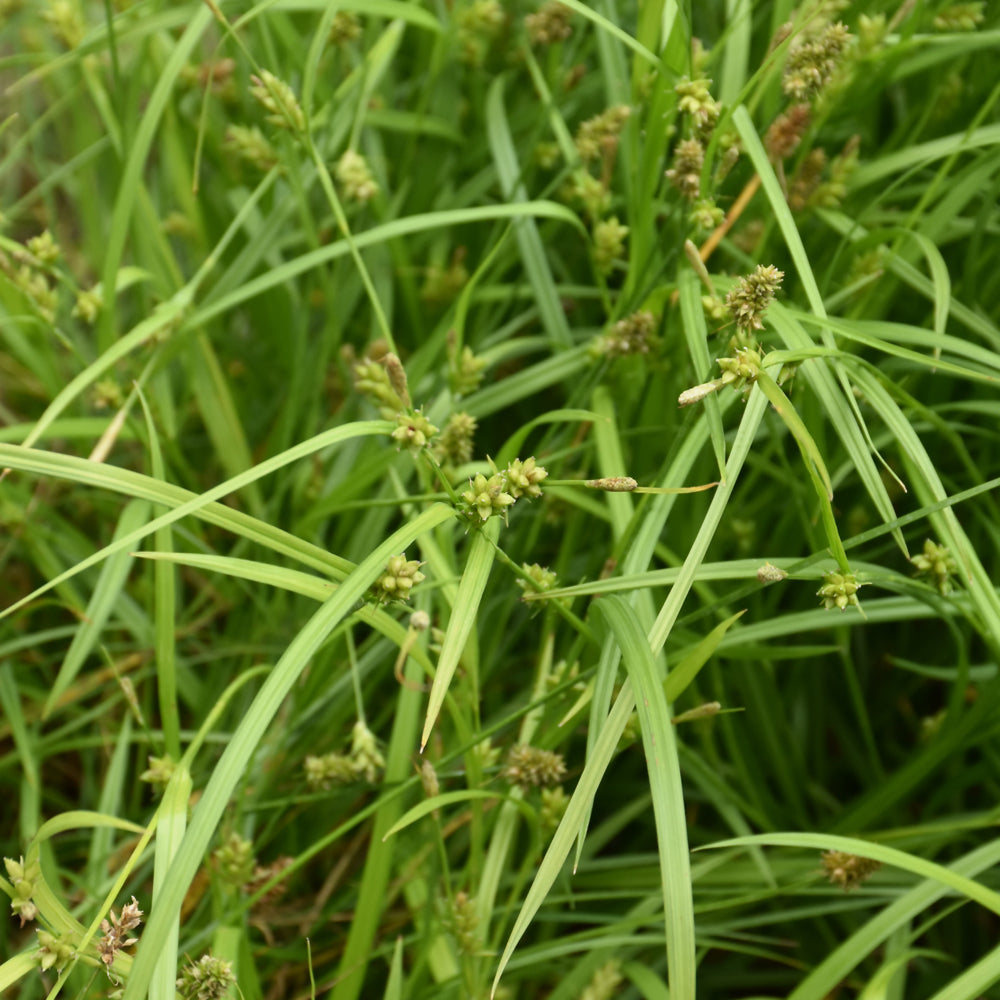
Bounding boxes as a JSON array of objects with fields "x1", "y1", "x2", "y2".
[
  {"x1": 121, "y1": 502, "x2": 455, "y2": 1000},
  {"x1": 149, "y1": 764, "x2": 192, "y2": 1000},
  {"x1": 648, "y1": 386, "x2": 768, "y2": 654},
  {"x1": 784, "y1": 836, "x2": 1000, "y2": 1000},
  {"x1": 595, "y1": 596, "x2": 696, "y2": 1000},
  {"x1": 421, "y1": 518, "x2": 499, "y2": 750},
  {"x1": 555, "y1": 0, "x2": 659, "y2": 66},
  {"x1": 97, "y1": 5, "x2": 213, "y2": 352},
  {"x1": 382, "y1": 790, "x2": 534, "y2": 841},
  {"x1": 0, "y1": 954, "x2": 37, "y2": 993},
  {"x1": 703, "y1": 832, "x2": 1000, "y2": 916},
  {"x1": 493, "y1": 681, "x2": 636, "y2": 997},
  {"x1": 733, "y1": 105, "x2": 906, "y2": 554},
  {"x1": 43, "y1": 498, "x2": 150, "y2": 716},
  {"x1": 925, "y1": 942, "x2": 1000, "y2": 1000},
  {"x1": 136, "y1": 386, "x2": 181, "y2": 758},
  {"x1": 486, "y1": 75, "x2": 573, "y2": 349},
  {"x1": 0, "y1": 423, "x2": 390, "y2": 618}
]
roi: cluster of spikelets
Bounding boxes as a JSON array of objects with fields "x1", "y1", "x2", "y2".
[
  {"x1": 910, "y1": 539, "x2": 959, "y2": 596},
  {"x1": 0, "y1": 229, "x2": 87, "y2": 326},
  {"x1": 817, "y1": 571, "x2": 865, "y2": 612},
  {"x1": 352, "y1": 349, "x2": 550, "y2": 530},
  {"x1": 177, "y1": 953, "x2": 238, "y2": 1000},
  {"x1": 226, "y1": 65, "x2": 379, "y2": 204},
  {"x1": 4, "y1": 857, "x2": 152, "y2": 979},
  {"x1": 501, "y1": 743, "x2": 567, "y2": 792},
  {"x1": 678, "y1": 265, "x2": 784, "y2": 407},
  {"x1": 821, "y1": 850, "x2": 882, "y2": 891},
  {"x1": 353, "y1": 349, "x2": 481, "y2": 468},
  {"x1": 591, "y1": 310, "x2": 661, "y2": 360},
  {"x1": 369, "y1": 552, "x2": 426, "y2": 605},
  {"x1": 457, "y1": 457, "x2": 549, "y2": 524},
  {"x1": 664, "y1": 71, "x2": 735, "y2": 232},
  {"x1": 97, "y1": 897, "x2": 144, "y2": 971},
  {"x1": 304, "y1": 720, "x2": 386, "y2": 790},
  {"x1": 762, "y1": 6, "x2": 865, "y2": 212}
]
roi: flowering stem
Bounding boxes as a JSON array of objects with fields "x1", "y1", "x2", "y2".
[
  {"x1": 421, "y1": 451, "x2": 462, "y2": 506},
  {"x1": 546, "y1": 479, "x2": 718, "y2": 494},
  {"x1": 632, "y1": 483, "x2": 718, "y2": 495},
  {"x1": 483, "y1": 536, "x2": 597, "y2": 643},
  {"x1": 305, "y1": 135, "x2": 398, "y2": 355}
]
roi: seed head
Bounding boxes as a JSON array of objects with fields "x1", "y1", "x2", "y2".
[
  {"x1": 540, "y1": 786, "x2": 569, "y2": 834},
  {"x1": 44, "y1": 0, "x2": 85, "y2": 47},
  {"x1": 501, "y1": 744, "x2": 567, "y2": 791},
  {"x1": 817, "y1": 570, "x2": 864, "y2": 611},
  {"x1": 574, "y1": 105, "x2": 631, "y2": 162},
  {"x1": 933, "y1": 3, "x2": 985, "y2": 31},
  {"x1": 433, "y1": 411, "x2": 478, "y2": 468},
  {"x1": 448, "y1": 338, "x2": 485, "y2": 395},
  {"x1": 910, "y1": 539, "x2": 958, "y2": 596},
  {"x1": 224, "y1": 125, "x2": 278, "y2": 172},
  {"x1": 782, "y1": 22, "x2": 853, "y2": 102},
  {"x1": 678, "y1": 380, "x2": 722, "y2": 407},
  {"x1": 27, "y1": 230, "x2": 60, "y2": 265},
  {"x1": 857, "y1": 14, "x2": 887, "y2": 53},
  {"x1": 505, "y1": 457, "x2": 548, "y2": 499},
  {"x1": 351, "y1": 720, "x2": 385, "y2": 783},
  {"x1": 354, "y1": 357, "x2": 404, "y2": 415},
  {"x1": 690, "y1": 198, "x2": 724, "y2": 231},
  {"x1": 564, "y1": 168, "x2": 611, "y2": 220},
  {"x1": 443, "y1": 891, "x2": 481, "y2": 955},
  {"x1": 336, "y1": 149, "x2": 379, "y2": 202},
  {"x1": 419, "y1": 759, "x2": 440, "y2": 799},
  {"x1": 666, "y1": 138, "x2": 704, "y2": 201},
  {"x1": 245, "y1": 856, "x2": 294, "y2": 907},
  {"x1": 328, "y1": 10, "x2": 361, "y2": 44},
  {"x1": 756, "y1": 562, "x2": 788, "y2": 584},
  {"x1": 214, "y1": 833, "x2": 255, "y2": 888},
  {"x1": 457, "y1": 0, "x2": 505, "y2": 66},
  {"x1": 36, "y1": 930, "x2": 77, "y2": 973},
  {"x1": 98, "y1": 897, "x2": 143, "y2": 968},
  {"x1": 585, "y1": 477, "x2": 638, "y2": 492},
  {"x1": 675, "y1": 77, "x2": 719, "y2": 132},
  {"x1": 593, "y1": 217, "x2": 629, "y2": 275},
  {"x1": 73, "y1": 285, "x2": 103, "y2": 323},
  {"x1": 580, "y1": 959, "x2": 624, "y2": 1000},
  {"x1": 304, "y1": 752, "x2": 357, "y2": 790},
  {"x1": 250, "y1": 70, "x2": 305, "y2": 132},
  {"x1": 460, "y1": 472, "x2": 515, "y2": 522},
  {"x1": 525, "y1": 1, "x2": 572, "y2": 45},
  {"x1": 5, "y1": 855, "x2": 41, "y2": 927},
  {"x1": 725, "y1": 264, "x2": 784, "y2": 333},
  {"x1": 766, "y1": 104, "x2": 810, "y2": 161},
  {"x1": 788, "y1": 148, "x2": 827, "y2": 211},
  {"x1": 371, "y1": 552, "x2": 426, "y2": 604},
  {"x1": 423, "y1": 255, "x2": 469, "y2": 305},
  {"x1": 140, "y1": 753, "x2": 176, "y2": 792},
  {"x1": 821, "y1": 850, "x2": 882, "y2": 891},
  {"x1": 392, "y1": 409, "x2": 439, "y2": 454},
  {"x1": 177, "y1": 953, "x2": 237, "y2": 1000},
  {"x1": 716, "y1": 343, "x2": 765, "y2": 396},
  {"x1": 594, "y1": 310, "x2": 659, "y2": 359},
  {"x1": 517, "y1": 562, "x2": 559, "y2": 596}
]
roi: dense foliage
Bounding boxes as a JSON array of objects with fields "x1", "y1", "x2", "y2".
[{"x1": 2, "y1": 1, "x2": 1000, "y2": 998}]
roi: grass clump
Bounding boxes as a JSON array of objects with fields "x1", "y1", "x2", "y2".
[{"x1": 2, "y1": 2, "x2": 1000, "y2": 998}]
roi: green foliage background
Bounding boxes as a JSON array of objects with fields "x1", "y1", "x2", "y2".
[{"x1": 2, "y1": 1, "x2": 1000, "y2": 998}]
